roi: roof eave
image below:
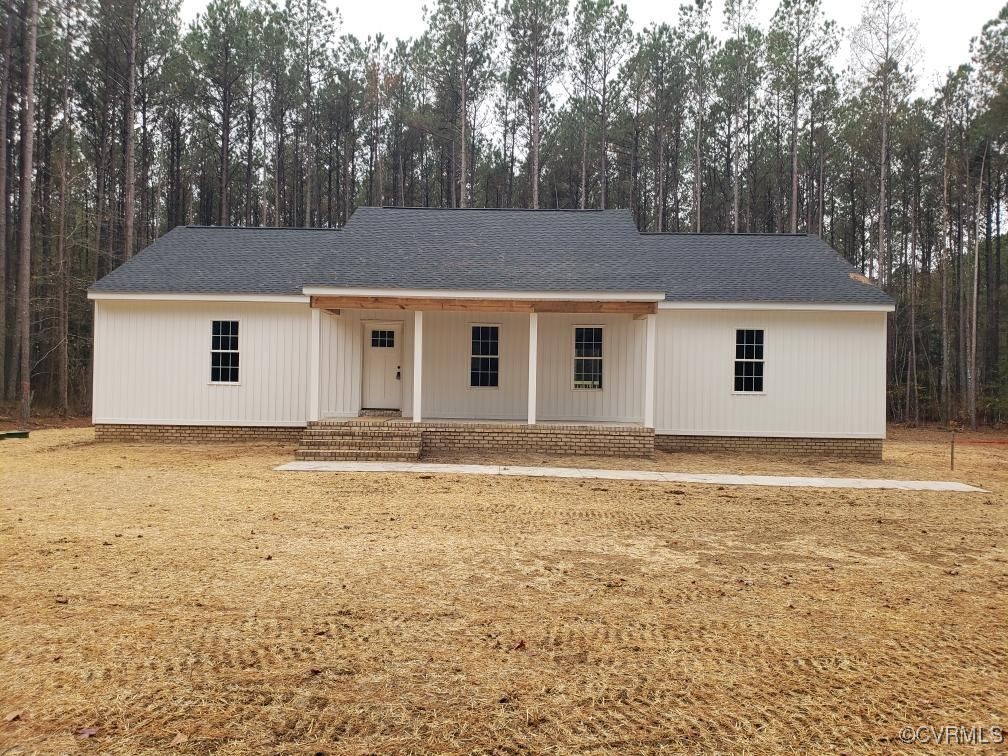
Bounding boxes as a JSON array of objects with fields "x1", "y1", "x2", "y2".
[
  {"x1": 301, "y1": 285, "x2": 667, "y2": 302},
  {"x1": 87, "y1": 291, "x2": 310, "y2": 303},
  {"x1": 657, "y1": 300, "x2": 895, "y2": 312}
]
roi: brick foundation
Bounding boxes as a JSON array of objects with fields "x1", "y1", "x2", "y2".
[
  {"x1": 94, "y1": 423, "x2": 878, "y2": 461},
  {"x1": 390, "y1": 421, "x2": 655, "y2": 458},
  {"x1": 94, "y1": 423, "x2": 302, "y2": 444},
  {"x1": 655, "y1": 434, "x2": 883, "y2": 460}
]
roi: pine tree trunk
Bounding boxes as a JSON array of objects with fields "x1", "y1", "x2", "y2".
[
  {"x1": 122, "y1": 0, "x2": 137, "y2": 259},
  {"x1": 600, "y1": 76, "x2": 607, "y2": 210},
  {"x1": 732, "y1": 113, "x2": 739, "y2": 234},
  {"x1": 458, "y1": 18, "x2": 468, "y2": 210},
  {"x1": 694, "y1": 83, "x2": 701, "y2": 232},
  {"x1": 55, "y1": 2, "x2": 71, "y2": 415},
  {"x1": 906, "y1": 177, "x2": 918, "y2": 426},
  {"x1": 531, "y1": 79, "x2": 539, "y2": 209},
  {"x1": 16, "y1": 0, "x2": 39, "y2": 423},
  {"x1": 940, "y1": 117, "x2": 951, "y2": 422},
  {"x1": 0, "y1": 11, "x2": 12, "y2": 400},
  {"x1": 878, "y1": 88, "x2": 888, "y2": 288},
  {"x1": 579, "y1": 89, "x2": 587, "y2": 209},
  {"x1": 656, "y1": 130, "x2": 665, "y2": 232},
  {"x1": 968, "y1": 144, "x2": 986, "y2": 428},
  {"x1": 789, "y1": 90, "x2": 798, "y2": 234}
]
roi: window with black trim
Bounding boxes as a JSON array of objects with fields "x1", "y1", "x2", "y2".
[
  {"x1": 211, "y1": 320, "x2": 239, "y2": 383},
  {"x1": 371, "y1": 329, "x2": 395, "y2": 348},
  {"x1": 470, "y1": 325, "x2": 499, "y2": 387},
  {"x1": 734, "y1": 329, "x2": 764, "y2": 393},
  {"x1": 574, "y1": 326, "x2": 603, "y2": 389}
]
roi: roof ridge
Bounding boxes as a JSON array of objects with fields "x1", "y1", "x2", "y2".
[
  {"x1": 183, "y1": 225, "x2": 342, "y2": 231},
  {"x1": 377, "y1": 205, "x2": 617, "y2": 212},
  {"x1": 642, "y1": 231, "x2": 809, "y2": 237}
]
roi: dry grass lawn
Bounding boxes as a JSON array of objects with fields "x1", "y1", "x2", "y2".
[{"x1": 1, "y1": 427, "x2": 1006, "y2": 754}]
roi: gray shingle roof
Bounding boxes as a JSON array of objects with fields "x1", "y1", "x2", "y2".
[
  {"x1": 88, "y1": 225, "x2": 339, "y2": 295},
  {"x1": 89, "y1": 207, "x2": 893, "y2": 305},
  {"x1": 304, "y1": 206, "x2": 655, "y2": 293},
  {"x1": 638, "y1": 232, "x2": 893, "y2": 305}
]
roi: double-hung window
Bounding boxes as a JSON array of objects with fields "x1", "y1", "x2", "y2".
[
  {"x1": 470, "y1": 325, "x2": 499, "y2": 387},
  {"x1": 211, "y1": 320, "x2": 239, "y2": 383},
  {"x1": 573, "y1": 326, "x2": 603, "y2": 390},
  {"x1": 734, "y1": 328, "x2": 764, "y2": 393}
]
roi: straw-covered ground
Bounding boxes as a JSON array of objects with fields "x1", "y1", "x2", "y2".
[{"x1": 1, "y1": 427, "x2": 1006, "y2": 754}]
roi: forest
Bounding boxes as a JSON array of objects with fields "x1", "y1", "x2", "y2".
[{"x1": 0, "y1": 0, "x2": 1005, "y2": 426}]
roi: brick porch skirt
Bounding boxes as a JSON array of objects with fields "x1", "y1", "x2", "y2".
[
  {"x1": 654, "y1": 434, "x2": 883, "y2": 461},
  {"x1": 390, "y1": 421, "x2": 656, "y2": 458},
  {"x1": 93, "y1": 424, "x2": 302, "y2": 444},
  {"x1": 94, "y1": 423, "x2": 881, "y2": 461}
]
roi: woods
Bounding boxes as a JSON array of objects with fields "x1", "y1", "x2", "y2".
[{"x1": 0, "y1": 0, "x2": 1005, "y2": 425}]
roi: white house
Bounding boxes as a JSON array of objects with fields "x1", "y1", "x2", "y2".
[{"x1": 88, "y1": 207, "x2": 894, "y2": 460}]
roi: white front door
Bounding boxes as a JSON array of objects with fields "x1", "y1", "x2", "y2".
[{"x1": 361, "y1": 322, "x2": 403, "y2": 409}]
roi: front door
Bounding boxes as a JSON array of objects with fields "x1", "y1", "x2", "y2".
[{"x1": 362, "y1": 322, "x2": 402, "y2": 409}]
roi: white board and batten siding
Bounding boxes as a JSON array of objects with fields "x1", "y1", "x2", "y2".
[
  {"x1": 320, "y1": 310, "x2": 647, "y2": 423},
  {"x1": 93, "y1": 299, "x2": 887, "y2": 438},
  {"x1": 93, "y1": 300, "x2": 311, "y2": 426},
  {"x1": 653, "y1": 308, "x2": 887, "y2": 438}
]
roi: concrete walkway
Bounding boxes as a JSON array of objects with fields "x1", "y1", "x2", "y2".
[{"x1": 274, "y1": 460, "x2": 987, "y2": 493}]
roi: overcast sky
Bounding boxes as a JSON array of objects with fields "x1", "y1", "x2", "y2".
[{"x1": 180, "y1": 0, "x2": 1002, "y2": 97}]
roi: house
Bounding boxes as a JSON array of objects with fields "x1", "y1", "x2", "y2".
[{"x1": 87, "y1": 207, "x2": 894, "y2": 460}]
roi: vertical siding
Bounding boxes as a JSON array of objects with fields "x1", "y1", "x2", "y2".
[
  {"x1": 653, "y1": 309, "x2": 887, "y2": 438},
  {"x1": 320, "y1": 308, "x2": 415, "y2": 418},
  {"x1": 92, "y1": 300, "x2": 311, "y2": 426},
  {"x1": 320, "y1": 310, "x2": 645, "y2": 423},
  {"x1": 420, "y1": 312, "x2": 529, "y2": 420},
  {"x1": 537, "y1": 314, "x2": 646, "y2": 423}
]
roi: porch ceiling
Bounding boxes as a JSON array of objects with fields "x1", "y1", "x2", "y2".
[{"x1": 309, "y1": 295, "x2": 658, "y2": 315}]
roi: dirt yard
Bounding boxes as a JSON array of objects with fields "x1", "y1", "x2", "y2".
[{"x1": 1, "y1": 428, "x2": 1006, "y2": 753}]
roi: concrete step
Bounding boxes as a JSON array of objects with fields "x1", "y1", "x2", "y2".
[{"x1": 295, "y1": 449, "x2": 420, "y2": 461}]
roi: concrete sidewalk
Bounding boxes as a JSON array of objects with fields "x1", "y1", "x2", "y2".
[{"x1": 274, "y1": 460, "x2": 987, "y2": 493}]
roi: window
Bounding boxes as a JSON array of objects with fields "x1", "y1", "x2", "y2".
[
  {"x1": 734, "y1": 329, "x2": 764, "y2": 393},
  {"x1": 211, "y1": 320, "x2": 239, "y2": 383},
  {"x1": 371, "y1": 329, "x2": 395, "y2": 348},
  {"x1": 470, "y1": 325, "x2": 499, "y2": 387},
  {"x1": 574, "y1": 326, "x2": 603, "y2": 389}
]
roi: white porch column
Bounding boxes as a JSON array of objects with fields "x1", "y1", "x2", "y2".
[
  {"x1": 527, "y1": 312, "x2": 538, "y2": 425},
  {"x1": 412, "y1": 310, "x2": 423, "y2": 423},
  {"x1": 643, "y1": 312, "x2": 657, "y2": 428},
  {"x1": 308, "y1": 308, "x2": 321, "y2": 422}
]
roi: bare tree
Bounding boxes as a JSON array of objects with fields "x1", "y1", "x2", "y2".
[
  {"x1": 16, "y1": 0, "x2": 40, "y2": 423},
  {"x1": 123, "y1": 0, "x2": 137, "y2": 259},
  {"x1": 852, "y1": 0, "x2": 917, "y2": 289},
  {"x1": 0, "y1": 10, "x2": 13, "y2": 395}
]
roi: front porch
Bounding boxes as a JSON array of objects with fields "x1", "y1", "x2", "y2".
[
  {"x1": 305, "y1": 290, "x2": 662, "y2": 432},
  {"x1": 300, "y1": 290, "x2": 663, "y2": 459}
]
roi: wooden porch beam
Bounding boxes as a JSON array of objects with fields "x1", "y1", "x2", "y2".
[{"x1": 310, "y1": 295, "x2": 657, "y2": 315}]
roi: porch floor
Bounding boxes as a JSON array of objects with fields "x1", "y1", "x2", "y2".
[
  {"x1": 274, "y1": 460, "x2": 987, "y2": 492},
  {"x1": 320, "y1": 416, "x2": 645, "y2": 428}
]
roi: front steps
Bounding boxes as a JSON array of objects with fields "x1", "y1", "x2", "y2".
[{"x1": 296, "y1": 417, "x2": 422, "y2": 462}]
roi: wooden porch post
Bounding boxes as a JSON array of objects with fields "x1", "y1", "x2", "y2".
[
  {"x1": 527, "y1": 312, "x2": 538, "y2": 425},
  {"x1": 643, "y1": 312, "x2": 656, "y2": 428},
  {"x1": 308, "y1": 308, "x2": 321, "y2": 422},
  {"x1": 412, "y1": 310, "x2": 423, "y2": 423}
]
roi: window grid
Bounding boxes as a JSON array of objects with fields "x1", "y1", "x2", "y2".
[
  {"x1": 470, "y1": 325, "x2": 499, "y2": 387},
  {"x1": 574, "y1": 326, "x2": 603, "y2": 390},
  {"x1": 370, "y1": 329, "x2": 395, "y2": 348},
  {"x1": 734, "y1": 328, "x2": 764, "y2": 393},
  {"x1": 211, "y1": 320, "x2": 239, "y2": 383}
]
